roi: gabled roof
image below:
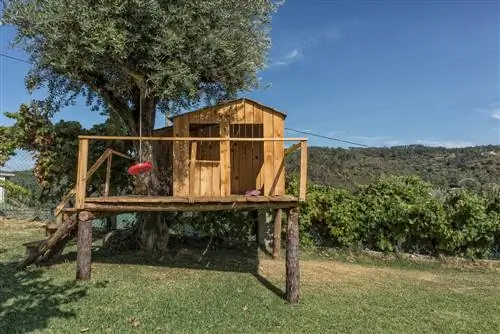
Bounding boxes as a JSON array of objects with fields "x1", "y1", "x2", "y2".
[{"x1": 167, "y1": 97, "x2": 287, "y2": 122}]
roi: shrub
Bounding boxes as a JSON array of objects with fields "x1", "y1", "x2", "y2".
[{"x1": 358, "y1": 176, "x2": 447, "y2": 254}]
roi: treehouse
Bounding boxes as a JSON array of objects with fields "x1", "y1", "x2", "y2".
[
  {"x1": 152, "y1": 98, "x2": 299, "y2": 198},
  {"x1": 25, "y1": 98, "x2": 307, "y2": 303}
]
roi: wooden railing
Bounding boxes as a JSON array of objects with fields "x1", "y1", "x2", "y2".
[{"x1": 72, "y1": 136, "x2": 308, "y2": 212}]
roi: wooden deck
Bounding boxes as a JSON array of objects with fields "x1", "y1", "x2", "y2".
[{"x1": 76, "y1": 195, "x2": 299, "y2": 213}]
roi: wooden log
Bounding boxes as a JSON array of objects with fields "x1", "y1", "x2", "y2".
[
  {"x1": 257, "y1": 210, "x2": 267, "y2": 251},
  {"x1": 106, "y1": 214, "x2": 117, "y2": 231},
  {"x1": 273, "y1": 209, "x2": 282, "y2": 259},
  {"x1": 285, "y1": 208, "x2": 300, "y2": 303},
  {"x1": 76, "y1": 215, "x2": 93, "y2": 281},
  {"x1": 299, "y1": 141, "x2": 308, "y2": 201},
  {"x1": 284, "y1": 142, "x2": 301, "y2": 157},
  {"x1": 104, "y1": 153, "x2": 113, "y2": 197},
  {"x1": 78, "y1": 135, "x2": 307, "y2": 142},
  {"x1": 75, "y1": 139, "x2": 89, "y2": 209},
  {"x1": 19, "y1": 211, "x2": 96, "y2": 268}
]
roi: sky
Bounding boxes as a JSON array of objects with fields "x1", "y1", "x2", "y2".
[{"x1": 1, "y1": 0, "x2": 499, "y2": 159}]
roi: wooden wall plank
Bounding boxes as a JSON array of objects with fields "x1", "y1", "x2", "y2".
[
  {"x1": 212, "y1": 164, "x2": 221, "y2": 196},
  {"x1": 253, "y1": 106, "x2": 264, "y2": 192},
  {"x1": 230, "y1": 127, "x2": 240, "y2": 194},
  {"x1": 173, "y1": 115, "x2": 190, "y2": 196},
  {"x1": 220, "y1": 118, "x2": 231, "y2": 196},
  {"x1": 189, "y1": 141, "x2": 198, "y2": 196},
  {"x1": 263, "y1": 109, "x2": 274, "y2": 195},
  {"x1": 272, "y1": 115, "x2": 285, "y2": 195}
]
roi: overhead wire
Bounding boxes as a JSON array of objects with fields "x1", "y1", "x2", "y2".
[{"x1": 285, "y1": 127, "x2": 369, "y2": 147}]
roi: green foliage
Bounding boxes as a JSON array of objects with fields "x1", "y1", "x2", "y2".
[
  {"x1": 359, "y1": 176, "x2": 447, "y2": 254},
  {"x1": 287, "y1": 175, "x2": 500, "y2": 259},
  {"x1": 0, "y1": 179, "x2": 32, "y2": 206},
  {"x1": 285, "y1": 145, "x2": 500, "y2": 192},
  {"x1": 441, "y1": 190, "x2": 498, "y2": 258},
  {"x1": 287, "y1": 177, "x2": 362, "y2": 247},
  {"x1": 2, "y1": 101, "x2": 133, "y2": 204},
  {"x1": 2, "y1": 0, "x2": 281, "y2": 127}
]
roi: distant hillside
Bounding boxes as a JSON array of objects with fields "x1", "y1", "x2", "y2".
[{"x1": 285, "y1": 145, "x2": 500, "y2": 191}]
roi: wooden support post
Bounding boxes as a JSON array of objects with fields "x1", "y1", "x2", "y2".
[
  {"x1": 76, "y1": 214, "x2": 92, "y2": 281},
  {"x1": 299, "y1": 140, "x2": 308, "y2": 201},
  {"x1": 75, "y1": 139, "x2": 89, "y2": 209},
  {"x1": 104, "y1": 153, "x2": 112, "y2": 197},
  {"x1": 106, "y1": 214, "x2": 117, "y2": 231},
  {"x1": 273, "y1": 209, "x2": 282, "y2": 259},
  {"x1": 286, "y1": 208, "x2": 300, "y2": 303},
  {"x1": 257, "y1": 210, "x2": 267, "y2": 251}
]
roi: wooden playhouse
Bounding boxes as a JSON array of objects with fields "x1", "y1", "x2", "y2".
[{"x1": 153, "y1": 98, "x2": 292, "y2": 199}]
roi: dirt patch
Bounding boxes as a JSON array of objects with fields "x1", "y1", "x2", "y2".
[{"x1": 258, "y1": 259, "x2": 498, "y2": 293}]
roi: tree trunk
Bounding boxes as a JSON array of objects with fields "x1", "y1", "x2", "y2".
[
  {"x1": 76, "y1": 218, "x2": 92, "y2": 280},
  {"x1": 131, "y1": 97, "x2": 171, "y2": 255},
  {"x1": 286, "y1": 208, "x2": 300, "y2": 303}
]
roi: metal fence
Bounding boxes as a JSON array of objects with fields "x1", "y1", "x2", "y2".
[{"x1": 0, "y1": 150, "x2": 53, "y2": 221}]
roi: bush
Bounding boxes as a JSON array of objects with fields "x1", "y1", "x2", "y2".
[
  {"x1": 359, "y1": 176, "x2": 446, "y2": 254},
  {"x1": 287, "y1": 175, "x2": 500, "y2": 259}
]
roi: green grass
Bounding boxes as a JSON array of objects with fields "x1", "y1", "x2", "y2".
[{"x1": 1, "y1": 219, "x2": 499, "y2": 333}]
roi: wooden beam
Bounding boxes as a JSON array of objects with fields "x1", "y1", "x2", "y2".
[
  {"x1": 285, "y1": 208, "x2": 300, "y2": 303},
  {"x1": 284, "y1": 142, "x2": 301, "y2": 157},
  {"x1": 220, "y1": 120, "x2": 231, "y2": 196},
  {"x1": 189, "y1": 141, "x2": 198, "y2": 196},
  {"x1": 78, "y1": 135, "x2": 308, "y2": 142},
  {"x1": 109, "y1": 149, "x2": 133, "y2": 160},
  {"x1": 75, "y1": 139, "x2": 89, "y2": 210},
  {"x1": 54, "y1": 148, "x2": 119, "y2": 215},
  {"x1": 273, "y1": 209, "x2": 282, "y2": 259},
  {"x1": 299, "y1": 141, "x2": 308, "y2": 202},
  {"x1": 83, "y1": 202, "x2": 298, "y2": 213},
  {"x1": 76, "y1": 215, "x2": 92, "y2": 281},
  {"x1": 104, "y1": 154, "x2": 113, "y2": 197},
  {"x1": 86, "y1": 149, "x2": 112, "y2": 178}
]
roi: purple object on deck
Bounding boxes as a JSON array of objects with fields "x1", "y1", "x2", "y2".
[{"x1": 244, "y1": 189, "x2": 261, "y2": 196}]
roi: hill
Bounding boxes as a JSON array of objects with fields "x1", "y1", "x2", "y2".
[{"x1": 285, "y1": 144, "x2": 500, "y2": 191}]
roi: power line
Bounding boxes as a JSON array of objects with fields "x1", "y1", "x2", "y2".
[
  {"x1": 0, "y1": 52, "x2": 371, "y2": 148},
  {"x1": 0, "y1": 52, "x2": 31, "y2": 64},
  {"x1": 285, "y1": 127, "x2": 370, "y2": 147}
]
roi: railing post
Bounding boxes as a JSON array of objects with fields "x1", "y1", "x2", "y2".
[
  {"x1": 299, "y1": 140, "x2": 308, "y2": 201},
  {"x1": 104, "y1": 153, "x2": 112, "y2": 197},
  {"x1": 75, "y1": 138, "x2": 89, "y2": 209}
]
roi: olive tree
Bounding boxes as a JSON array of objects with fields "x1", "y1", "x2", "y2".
[{"x1": 2, "y1": 0, "x2": 281, "y2": 253}]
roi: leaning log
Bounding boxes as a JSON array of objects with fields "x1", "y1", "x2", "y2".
[{"x1": 19, "y1": 211, "x2": 95, "y2": 268}]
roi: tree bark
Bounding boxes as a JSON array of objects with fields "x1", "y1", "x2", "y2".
[
  {"x1": 286, "y1": 208, "x2": 300, "y2": 303},
  {"x1": 273, "y1": 209, "x2": 282, "y2": 259},
  {"x1": 76, "y1": 217, "x2": 92, "y2": 281},
  {"x1": 132, "y1": 96, "x2": 171, "y2": 255}
]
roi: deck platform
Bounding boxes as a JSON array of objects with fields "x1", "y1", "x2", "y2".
[{"x1": 76, "y1": 195, "x2": 299, "y2": 213}]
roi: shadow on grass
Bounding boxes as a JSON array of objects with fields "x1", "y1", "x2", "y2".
[
  {"x1": 55, "y1": 236, "x2": 285, "y2": 300},
  {"x1": 0, "y1": 262, "x2": 91, "y2": 333}
]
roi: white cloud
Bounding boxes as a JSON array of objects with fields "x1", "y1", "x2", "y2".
[
  {"x1": 268, "y1": 24, "x2": 342, "y2": 68},
  {"x1": 475, "y1": 101, "x2": 500, "y2": 120},
  {"x1": 272, "y1": 48, "x2": 303, "y2": 67},
  {"x1": 491, "y1": 108, "x2": 500, "y2": 120},
  {"x1": 415, "y1": 139, "x2": 474, "y2": 148}
]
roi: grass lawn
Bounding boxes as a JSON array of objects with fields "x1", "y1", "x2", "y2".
[{"x1": 1, "y1": 218, "x2": 499, "y2": 333}]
